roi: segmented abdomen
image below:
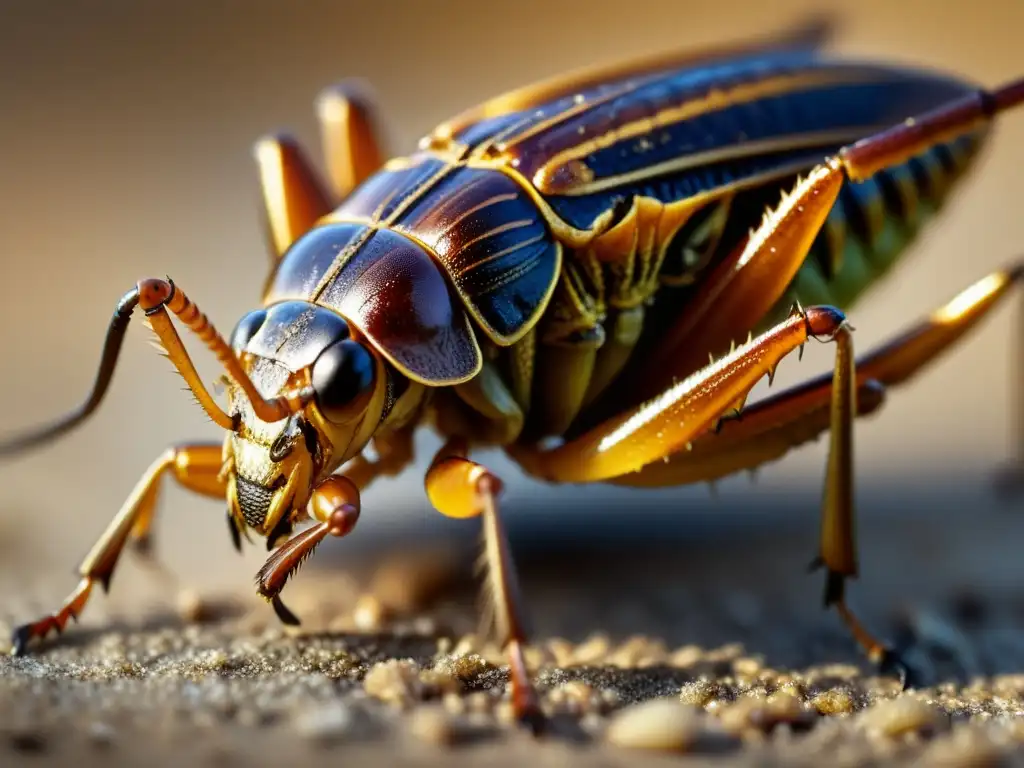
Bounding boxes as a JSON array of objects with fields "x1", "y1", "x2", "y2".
[{"x1": 777, "y1": 132, "x2": 985, "y2": 317}]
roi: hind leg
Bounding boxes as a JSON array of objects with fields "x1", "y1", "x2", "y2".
[
  {"x1": 516, "y1": 264, "x2": 1021, "y2": 682},
  {"x1": 617, "y1": 264, "x2": 1023, "y2": 486},
  {"x1": 610, "y1": 264, "x2": 1022, "y2": 682},
  {"x1": 510, "y1": 305, "x2": 916, "y2": 675},
  {"x1": 994, "y1": 285, "x2": 1024, "y2": 497},
  {"x1": 617, "y1": 76, "x2": 1024, "y2": 406}
]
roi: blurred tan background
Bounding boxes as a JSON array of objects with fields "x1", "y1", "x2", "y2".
[{"x1": 0, "y1": 0, "x2": 1022, "y2": 605}]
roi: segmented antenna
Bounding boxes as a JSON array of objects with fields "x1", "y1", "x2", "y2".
[
  {"x1": 0, "y1": 276, "x2": 319, "y2": 460},
  {"x1": 0, "y1": 288, "x2": 140, "y2": 457}
]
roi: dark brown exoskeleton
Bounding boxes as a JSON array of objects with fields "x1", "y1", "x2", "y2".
[{"x1": 3, "y1": 18, "x2": 1023, "y2": 730}]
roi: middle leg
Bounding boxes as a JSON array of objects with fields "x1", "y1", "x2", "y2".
[{"x1": 425, "y1": 437, "x2": 543, "y2": 733}]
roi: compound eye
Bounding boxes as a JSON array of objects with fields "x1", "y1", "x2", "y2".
[
  {"x1": 311, "y1": 339, "x2": 376, "y2": 423},
  {"x1": 230, "y1": 309, "x2": 268, "y2": 353}
]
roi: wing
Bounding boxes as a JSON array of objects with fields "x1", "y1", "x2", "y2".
[
  {"x1": 425, "y1": 14, "x2": 838, "y2": 147},
  {"x1": 430, "y1": 50, "x2": 978, "y2": 233}
]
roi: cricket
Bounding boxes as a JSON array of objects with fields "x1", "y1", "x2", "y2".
[{"x1": 1, "y1": 16, "x2": 1022, "y2": 731}]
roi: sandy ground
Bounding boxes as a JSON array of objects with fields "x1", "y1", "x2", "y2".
[{"x1": 4, "y1": 480, "x2": 1024, "y2": 767}]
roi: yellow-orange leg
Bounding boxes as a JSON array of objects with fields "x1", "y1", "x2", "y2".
[
  {"x1": 255, "y1": 84, "x2": 385, "y2": 277},
  {"x1": 317, "y1": 81, "x2": 386, "y2": 199},
  {"x1": 426, "y1": 438, "x2": 543, "y2": 733},
  {"x1": 255, "y1": 476, "x2": 361, "y2": 626},
  {"x1": 615, "y1": 264, "x2": 1023, "y2": 488},
  {"x1": 513, "y1": 305, "x2": 848, "y2": 483},
  {"x1": 627, "y1": 76, "x2": 1024, "y2": 404},
  {"x1": 996, "y1": 284, "x2": 1024, "y2": 495},
  {"x1": 10, "y1": 443, "x2": 227, "y2": 656},
  {"x1": 570, "y1": 264, "x2": 1022, "y2": 684},
  {"x1": 609, "y1": 363, "x2": 897, "y2": 673},
  {"x1": 254, "y1": 135, "x2": 334, "y2": 260},
  {"x1": 510, "y1": 307, "x2": 909, "y2": 678},
  {"x1": 609, "y1": 380, "x2": 886, "y2": 489}
]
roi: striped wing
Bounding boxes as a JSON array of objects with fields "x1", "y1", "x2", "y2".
[
  {"x1": 426, "y1": 15, "x2": 837, "y2": 145},
  {"x1": 437, "y1": 51, "x2": 978, "y2": 232}
]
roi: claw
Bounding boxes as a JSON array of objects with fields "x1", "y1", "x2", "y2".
[
  {"x1": 270, "y1": 594, "x2": 301, "y2": 626},
  {"x1": 10, "y1": 624, "x2": 33, "y2": 657},
  {"x1": 516, "y1": 704, "x2": 546, "y2": 737},
  {"x1": 505, "y1": 638, "x2": 545, "y2": 736},
  {"x1": 875, "y1": 647, "x2": 925, "y2": 690},
  {"x1": 9, "y1": 615, "x2": 65, "y2": 656}
]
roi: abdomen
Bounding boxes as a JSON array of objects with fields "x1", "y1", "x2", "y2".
[{"x1": 780, "y1": 132, "x2": 985, "y2": 315}]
